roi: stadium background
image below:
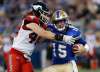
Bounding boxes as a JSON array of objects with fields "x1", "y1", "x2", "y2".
[{"x1": 0, "y1": 0, "x2": 100, "y2": 72}]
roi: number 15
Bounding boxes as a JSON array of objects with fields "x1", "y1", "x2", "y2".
[{"x1": 53, "y1": 43, "x2": 67, "y2": 58}]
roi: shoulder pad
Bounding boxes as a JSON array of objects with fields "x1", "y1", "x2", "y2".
[
  {"x1": 69, "y1": 25, "x2": 79, "y2": 32},
  {"x1": 69, "y1": 25, "x2": 81, "y2": 38}
]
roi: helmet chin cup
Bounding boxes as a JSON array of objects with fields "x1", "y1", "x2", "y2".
[{"x1": 54, "y1": 24, "x2": 66, "y2": 31}]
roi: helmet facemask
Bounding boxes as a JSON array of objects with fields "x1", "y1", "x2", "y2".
[
  {"x1": 54, "y1": 18, "x2": 69, "y2": 31},
  {"x1": 39, "y1": 9, "x2": 50, "y2": 24}
]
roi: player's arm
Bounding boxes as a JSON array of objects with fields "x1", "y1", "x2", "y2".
[
  {"x1": 24, "y1": 16, "x2": 76, "y2": 42},
  {"x1": 76, "y1": 38, "x2": 89, "y2": 52},
  {"x1": 26, "y1": 23, "x2": 63, "y2": 40},
  {"x1": 73, "y1": 38, "x2": 89, "y2": 54}
]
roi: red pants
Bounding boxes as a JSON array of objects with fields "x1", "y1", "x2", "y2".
[{"x1": 6, "y1": 48, "x2": 34, "y2": 72}]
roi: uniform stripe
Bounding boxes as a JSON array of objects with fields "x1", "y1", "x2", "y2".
[
  {"x1": 71, "y1": 60, "x2": 78, "y2": 72},
  {"x1": 9, "y1": 54, "x2": 12, "y2": 72}
]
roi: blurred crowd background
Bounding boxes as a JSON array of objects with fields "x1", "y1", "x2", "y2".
[{"x1": 0, "y1": 0, "x2": 100, "y2": 72}]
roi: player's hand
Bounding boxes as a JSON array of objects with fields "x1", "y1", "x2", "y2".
[
  {"x1": 54, "y1": 35, "x2": 76, "y2": 44},
  {"x1": 63, "y1": 35, "x2": 76, "y2": 44},
  {"x1": 73, "y1": 44, "x2": 86, "y2": 55}
]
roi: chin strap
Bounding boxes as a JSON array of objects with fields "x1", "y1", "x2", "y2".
[
  {"x1": 54, "y1": 24, "x2": 66, "y2": 31},
  {"x1": 58, "y1": 26, "x2": 66, "y2": 31}
]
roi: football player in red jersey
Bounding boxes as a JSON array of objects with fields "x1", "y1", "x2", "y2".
[{"x1": 6, "y1": 2, "x2": 76, "y2": 72}]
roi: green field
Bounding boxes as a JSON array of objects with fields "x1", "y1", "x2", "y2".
[{"x1": 78, "y1": 68, "x2": 100, "y2": 72}]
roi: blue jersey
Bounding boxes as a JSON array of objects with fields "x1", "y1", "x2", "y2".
[{"x1": 47, "y1": 24, "x2": 86, "y2": 65}]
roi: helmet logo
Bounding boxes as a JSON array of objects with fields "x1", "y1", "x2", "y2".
[
  {"x1": 55, "y1": 10, "x2": 68, "y2": 20},
  {"x1": 56, "y1": 10, "x2": 60, "y2": 18},
  {"x1": 33, "y1": 5, "x2": 42, "y2": 10}
]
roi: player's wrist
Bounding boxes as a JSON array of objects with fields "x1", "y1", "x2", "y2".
[{"x1": 55, "y1": 34, "x2": 64, "y2": 41}]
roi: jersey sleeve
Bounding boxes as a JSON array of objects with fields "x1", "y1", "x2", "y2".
[
  {"x1": 73, "y1": 27, "x2": 86, "y2": 45},
  {"x1": 22, "y1": 16, "x2": 39, "y2": 30},
  {"x1": 47, "y1": 24, "x2": 55, "y2": 32},
  {"x1": 75, "y1": 38, "x2": 86, "y2": 45}
]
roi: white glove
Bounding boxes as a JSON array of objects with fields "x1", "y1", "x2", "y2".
[{"x1": 63, "y1": 35, "x2": 76, "y2": 44}]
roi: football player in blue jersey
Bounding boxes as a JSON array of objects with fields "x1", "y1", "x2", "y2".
[{"x1": 42, "y1": 10, "x2": 89, "y2": 72}]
